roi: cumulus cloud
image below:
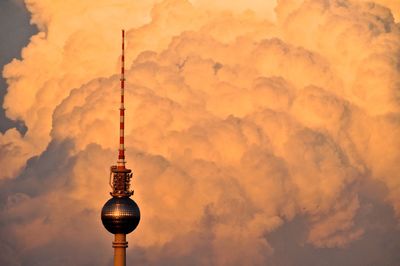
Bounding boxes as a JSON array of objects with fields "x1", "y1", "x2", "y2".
[{"x1": 1, "y1": 0, "x2": 399, "y2": 265}]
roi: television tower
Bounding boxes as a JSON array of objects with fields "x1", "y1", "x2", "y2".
[{"x1": 101, "y1": 29, "x2": 140, "y2": 266}]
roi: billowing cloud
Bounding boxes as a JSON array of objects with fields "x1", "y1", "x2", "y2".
[{"x1": 1, "y1": 0, "x2": 399, "y2": 265}]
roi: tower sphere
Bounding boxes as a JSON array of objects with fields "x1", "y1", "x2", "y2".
[{"x1": 101, "y1": 197, "x2": 140, "y2": 234}]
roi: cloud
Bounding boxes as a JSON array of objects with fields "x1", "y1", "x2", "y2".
[{"x1": 0, "y1": 0, "x2": 399, "y2": 265}]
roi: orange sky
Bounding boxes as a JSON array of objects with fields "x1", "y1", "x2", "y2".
[{"x1": 0, "y1": 0, "x2": 399, "y2": 265}]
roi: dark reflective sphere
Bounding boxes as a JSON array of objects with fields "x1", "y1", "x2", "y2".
[{"x1": 101, "y1": 197, "x2": 140, "y2": 234}]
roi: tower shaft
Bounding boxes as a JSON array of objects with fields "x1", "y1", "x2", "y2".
[{"x1": 113, "y1": 234, "x2": 128, "y2": 266}]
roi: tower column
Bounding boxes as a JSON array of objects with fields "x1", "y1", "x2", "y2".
[
  {"x1": 101, "y1": 29, "x2": 140, "y2": 266},
  {"x1": 113, "y1": 233, "x2": 128, "y2": 266}
]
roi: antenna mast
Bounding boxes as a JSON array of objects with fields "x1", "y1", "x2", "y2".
[
  {"x1": 118, "y1": 29, "x2": 126, "y2": 169},
  {"x1": 108, "y1": 29, "x2": 132, "y2": 197}
]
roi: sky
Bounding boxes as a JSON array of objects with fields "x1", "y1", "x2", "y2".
[
  {"x1": 0, "y1": 0, "x2": 399, "y2": 265},
  {"x1": 0, "y1": 0, "x2": 36, "y2": 133}
]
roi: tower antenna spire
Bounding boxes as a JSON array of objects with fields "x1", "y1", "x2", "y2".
[
  {"x1": 118, "y1": 29, "x2": 126, "y2": 168},
  {"x1": 101, "y1": 29, "x2": 141, "y2": 266}
]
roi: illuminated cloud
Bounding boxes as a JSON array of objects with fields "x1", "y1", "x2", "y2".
[{"x1": 1, "y1": 0, "x2": 399, "y2": 265}]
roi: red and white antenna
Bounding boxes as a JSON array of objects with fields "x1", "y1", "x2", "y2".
[
  {"x1": 108, "y1": 29, "x2": 133, "y2": 197},
  {"x1": 118, "y1": 29, "x2": 126, "y2": 169}
]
